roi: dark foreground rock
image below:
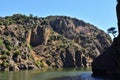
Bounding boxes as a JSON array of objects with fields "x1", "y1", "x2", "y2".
[{"x1": 92, "y1": 36, "x2": 120, "y2": 78}]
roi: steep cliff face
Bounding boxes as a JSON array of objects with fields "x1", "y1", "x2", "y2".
[
  {"x1": 92, "y1": 36, "x2": 120, "y2": 78},
  {"x1": 47, "y1": 16, "x2": 111, "y2": 57},
  {"x1": 0, "y1": 14, "x2": 112, "y2": 71}
]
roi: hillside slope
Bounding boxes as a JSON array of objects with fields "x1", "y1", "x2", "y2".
[{"x1": 0, "y1": 14, "x2": 112, "y2": 71}]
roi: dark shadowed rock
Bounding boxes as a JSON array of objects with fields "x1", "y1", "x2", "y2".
[
  {"x1": 92, "y1": 36, "x2": 120, "y2": 77},
  {"x1": 75, "y1": 51, "x2": 82, "y2": 67},
  {"x1": 75, "y1": 50, "x2": 87, "y2": 67},
  {"x1": 63, "y1": 47, "x2": 75, "y2": 68}
]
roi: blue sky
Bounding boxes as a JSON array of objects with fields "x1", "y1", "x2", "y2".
[{"x1": 0, "y1": 0, "x2": 117, "y2": 34}]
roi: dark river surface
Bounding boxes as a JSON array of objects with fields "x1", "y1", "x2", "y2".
[{"x1": 0, "y1": 68, "x2": 115, "y2": 80}]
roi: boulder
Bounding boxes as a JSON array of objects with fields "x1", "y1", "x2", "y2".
[
  {"x1": 92, "y1": 36, "x2": 120, "y2": 78},
  {"x1": 9, "y1": 65, "x2": 19, "y2": 71},
  {"x1": 28, "y1": 64, "x2": 38, "y2": 70},
  {"x1": 18, "y1": 63, "x2": 28, "y2": 70}
]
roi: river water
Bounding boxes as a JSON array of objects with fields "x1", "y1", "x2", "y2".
[{"x1": 0, "y1": 68, "x2": 112, "y2": 80}]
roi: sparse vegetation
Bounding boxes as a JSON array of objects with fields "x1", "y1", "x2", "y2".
[
  {"x1": 0, "y1": 54, "x2": 8, "y2": 60},
  {"x1": 1, "y1": 50, "x2": 10, "y2": 55},
  {"x1": 0, "y1": 14, "x2": 112, "y2": 71},
  {"x1": 14, "y1": 50, "x2": 21, "y2": 56},
  {"x1": 0, "y1": 39, "x2": 3, "y2": 45},
  {"x1": 2, "y1": 61, "x2": 10, "y2": 68}
]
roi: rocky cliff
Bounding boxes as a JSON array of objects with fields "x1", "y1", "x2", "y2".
[
  {"x1": 0, "y1": 14, "x2": 112, "y2": 71},
  {"x1": 92, "y1": 36, "x2": 120, "y2": 79}
]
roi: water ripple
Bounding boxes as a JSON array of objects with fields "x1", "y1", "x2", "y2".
[{"x1": 50, "y1": 73, "x2": 109, "y2": 80}]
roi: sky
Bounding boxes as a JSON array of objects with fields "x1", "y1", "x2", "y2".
[{"x1": 0, "y1": 0, "x2": 117, "y2": 34}]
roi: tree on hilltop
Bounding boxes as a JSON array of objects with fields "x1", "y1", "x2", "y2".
[{"x1": 107, "y1": 27, "x2": 117, "y2": 38}]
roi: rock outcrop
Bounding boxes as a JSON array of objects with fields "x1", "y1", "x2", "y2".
[
  {"x1": 92, "y1": 36, "x2": 120, "y2": 78},
  {"x1": 0, "y1": 14, "x2": 112, "y2": 71}
]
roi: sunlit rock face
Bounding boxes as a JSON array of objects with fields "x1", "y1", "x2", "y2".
[{"x1": 0, "y1": 14, "x2": 112, "y2": 71}]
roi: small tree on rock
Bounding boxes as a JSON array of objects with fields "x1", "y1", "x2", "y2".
[{"x1": 107, "y1": 27, "x2": 117, "y2": 38}]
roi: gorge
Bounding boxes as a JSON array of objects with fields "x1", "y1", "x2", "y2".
[{"x1": 0, "y1": 14, "x2": 112, "y2": 71}]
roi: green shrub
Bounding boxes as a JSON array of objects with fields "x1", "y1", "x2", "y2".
[
  {"x1": 0, "y1": 54, "x2": 8, "y2": 60},
  {"x1": 4, "y1": 40, "x2": 11, "y2": 46},
  {"x1": 14, "y1": 50, "x2": 21, "y2": 56},
  {"x1": 35, "y1": 61, "x2": 44, "y2": 67},
  {"x1": 5, "y1": 50, "x2": 10, "y2": 55},
  {"x1": 1, "y1": 50, "x2": 10, "y2": 55},
  {"x1": 2, "y1": 61, "x2": 10, "y2": 67},
  {"x1": 57, "y1": 36, "x2": 63, "y2": 40},
  {"x1": 0, "y1": 22, "x2": 3, "y2": 25},
  {"x1": 35, "y1": 61, "x2": 40, "y2": 67},
  {"x1": 6, "y1": 45, "x2": 12, "y2": 51},
  {"x1": 0, "y1": 39, "x2": 3, "y2": 45}
]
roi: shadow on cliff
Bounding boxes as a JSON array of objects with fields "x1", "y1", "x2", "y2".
[
  {"x1": 92, "y1": 36, "x2": 120, "y2": 80},
  {"x1": 60, "y1": 47, "x2": 87, "y2": 68},
  {"x1": 60, "y1": 47, "x2": 75, "y2": 68}
]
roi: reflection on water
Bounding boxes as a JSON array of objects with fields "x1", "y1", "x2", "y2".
[
  {"x1": 49, "y1": 73, "x2": 120, "y2": 80},
  {"x1": 33, "y1": 68, "x2": 83, "y2": 80},
  {"x1": 49, "y1": 73, "x2": 105, "y2": 80},
  {"x1": 0, "y1": 68, "x2": 118, "y2": 80},
  {"x1": 0, "y1": 70, "x2": 44, "y2": 80}
]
